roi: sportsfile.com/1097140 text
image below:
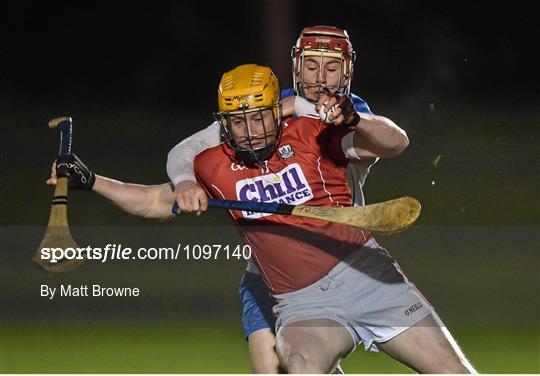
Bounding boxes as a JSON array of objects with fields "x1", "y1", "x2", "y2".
[{"x1": 39, "y1": 243, "x2": 252, "y2": 264}]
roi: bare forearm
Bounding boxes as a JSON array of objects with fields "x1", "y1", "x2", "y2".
[
  {"x1": 93, "y1": 176, "x2": 175, "y2": 219},
  {"x1": 353, "y1": 114, "x2": 409, "y2": 158}
]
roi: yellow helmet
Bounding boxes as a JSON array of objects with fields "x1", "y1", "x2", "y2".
[
  {"x1": 215, "y1": 64, "x2": 282, "y2": 165},
  {"x1": 218, "y1": 64, "x2": 279, "y2": 111}
]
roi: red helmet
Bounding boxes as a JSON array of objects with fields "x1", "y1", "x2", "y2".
[{"x1": 291, "y1": 25, "x2": 356, "y2": 99}]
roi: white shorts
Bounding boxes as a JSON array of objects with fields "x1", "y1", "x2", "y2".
[{"x1": 273, "y1": 238, "x2": 433, "y2": 351}]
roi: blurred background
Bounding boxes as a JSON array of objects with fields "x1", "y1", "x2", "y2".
[{"x1": 1, "y1": 1, "x2": 538, "y2": 373}]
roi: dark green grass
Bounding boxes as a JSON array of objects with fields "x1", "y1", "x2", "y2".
[{"x1": 1, "y1": 324, "x2": 538, "y2": 373}]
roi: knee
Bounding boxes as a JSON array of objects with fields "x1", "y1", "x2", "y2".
[{"x1": 286, "y1": 351, "x2": 326, "y2": 374}]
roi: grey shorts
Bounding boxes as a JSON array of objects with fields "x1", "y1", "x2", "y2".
[{"x1": 273, "y1": 238, "x2": 433, "y2": 351}]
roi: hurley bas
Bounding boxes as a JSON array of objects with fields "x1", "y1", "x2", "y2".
[{"x1": 41, "y1": 284, "x2": 140, "y2": 299}]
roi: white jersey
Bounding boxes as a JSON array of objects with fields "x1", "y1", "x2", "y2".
[
  {"x1": 166, "y1": 121, "x2": 221, "y2": 185},
  {"x1": 165, "y1": 96, "x2": 378, "y2": 275}
]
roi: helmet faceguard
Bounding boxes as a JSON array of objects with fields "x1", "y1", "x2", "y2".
[
  {"x1": 291, "y1": 25, "x2": 356, "y2": 101},
  {"x1": 215, "y1": 64, "x2": 281, "y2": 166}
]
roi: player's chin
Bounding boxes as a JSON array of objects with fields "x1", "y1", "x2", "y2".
[{"x1": 304, "y1": 89, "x2": 321, "y2": 102}]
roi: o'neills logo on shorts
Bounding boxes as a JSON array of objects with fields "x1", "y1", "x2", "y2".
[
  {"x1": 404, "y1": 301, "x2": 424, "y2": 316},
  {"x1": 235, "y1": 163, "x2": 313, "y2": 219}
]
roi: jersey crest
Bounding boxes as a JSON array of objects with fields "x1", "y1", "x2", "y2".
[{"x1": 278, "y1": 144, "x2": 295, "y2": 160}]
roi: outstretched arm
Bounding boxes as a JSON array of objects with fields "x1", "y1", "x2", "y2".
[
  {"x1": 92, "y1": 177, "x2": 175, "y2": 219},
  {"x1": 47, "y1": 155, "x2": 175, "y2": 219}
]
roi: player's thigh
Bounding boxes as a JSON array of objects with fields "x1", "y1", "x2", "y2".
[
  {"x1": 248, "y1": 328, "x2": 281, "y2": 374},
  {"x1": 275, "y1": 318, "x2": 353, "y2": 373},
  {"x1": 377, "y1": 314, "x2": 475, "y2": 374}
]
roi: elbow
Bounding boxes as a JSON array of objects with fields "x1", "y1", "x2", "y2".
[
  {"x1": 398, "y1": 131, "x2": 410, "y2": 153},
  {"x1": 166, "y1": 148, "x2": 179, "y2": 179},
  {"x1": 387, "y1": 130, "x2": 409, "y2": 157},
  {"x1": 376, "y1": 116, "x2": 409, "y2": 157}
]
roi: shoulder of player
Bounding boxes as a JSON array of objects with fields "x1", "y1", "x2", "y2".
[
  {"x1": 282, "y1": 114, "x2": 321, "y2": 131},
  {"x1": 194, "y1": 143, "x2": 221, "y2": 158},
  {"x1": 280, "y1": 115, "x2": 326, "y2": 150}
]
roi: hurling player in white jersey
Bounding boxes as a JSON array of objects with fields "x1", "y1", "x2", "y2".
[{"x1": 165, "y1": 26, "x2": 393, "y2": 373}]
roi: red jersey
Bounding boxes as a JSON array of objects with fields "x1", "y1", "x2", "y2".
[{"x1": 194, "y1": 115, "x2": 371, "y2": 294}]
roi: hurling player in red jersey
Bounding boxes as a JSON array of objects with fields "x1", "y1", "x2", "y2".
[
  {"x1": 46, "y1": 61, "x2": 476, "y2": 373},
  {"x1": 193, "y1": 64, "x2": 476, "y2": 373},
  {"x1": 167, "y1": 26, "x2": 390, "y2": 373}
]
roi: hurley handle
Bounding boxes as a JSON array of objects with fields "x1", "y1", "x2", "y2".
[
  {"x1": 49, "y1": 116, "x2": 73, "y2": 156},
  {"x1": 172, "y1": 199, "x2": 294, "y2": 215}
]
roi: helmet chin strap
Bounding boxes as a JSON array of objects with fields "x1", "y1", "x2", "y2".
[{"x1": 236, "y1": 144, "x2": 276, "y2": 167}]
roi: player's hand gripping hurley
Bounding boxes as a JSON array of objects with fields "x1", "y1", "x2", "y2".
[
  {"x1": 34, "y1": 117, "x2": 86, "y2": 273},
  {"x1": 173, "y1": 196, "x2": 421, "y2": 235}
]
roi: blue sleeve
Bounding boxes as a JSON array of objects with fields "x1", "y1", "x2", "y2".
[
  {"x1": 281, "y1": 88, "x2": 296, "y2": 99},
  {"x1": 349, "y1": 93, "x2": 373, "y2": 115}
]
